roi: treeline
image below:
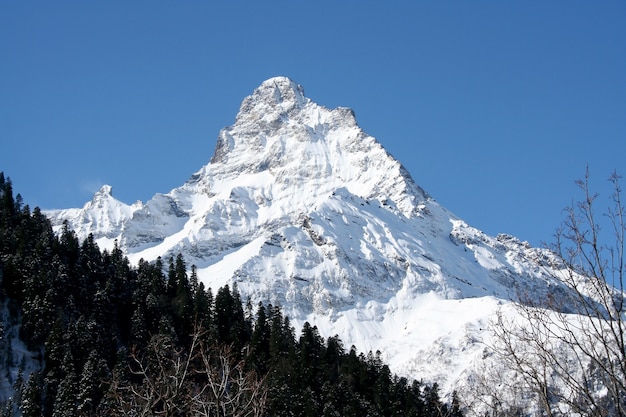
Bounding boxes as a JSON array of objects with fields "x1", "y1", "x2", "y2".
[{"x1": 0, "y1": 173, "x2": 462, "y2": 416}]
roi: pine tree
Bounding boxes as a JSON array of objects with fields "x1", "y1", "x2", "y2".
[
  {"x1": 268, "y1": 304, "x2": 282, "y2": 360},
  {"x1": 250, "y1": 302, "x2": 270, "y2": 374},
  {"x1": 214, "y1": 285, "x2": 235, "y2": 344},
  {"x1": 298, "y1": 322, "x2": 325, "y2": 390},
  {"x1": 323, "y1": 335, "x2": 343, "y2": 386},
  {"x1": 102, "y1": 242, "x2": 135, "y2": 344},
  {"x1": 9, "y1": 368, "x2": 25, "y2": 416},
  {"x1": 44, "y1": 320, "x2": 65, "y2": 376},
  {"x1": 230, "y1": 283, "x2": 250, "y2": 351},
  {"x1": 189, "y1": 263, "x2": 198, "y2": 295},
  {"x1": 135, "y1": 259, "x2": 167, "y2": 335},
  {"x1": 52, "y1": 350, "x2": 78, "y2": 417},
  {"x1": 166, "y1": 256, "x2": 177, "y2": 300},
  {"x1": 20, "y1": 371, "x2": 42, "y2": 417},
  {"x1": 77, "y1": 350, "x2": 110, "y2": 415},
  {"x1": 423, "y1": 383, "x2": 445, "y2": 417},
  {"x1": 193, "y1": 282, "x2": 213, "y2": 334},
  {"x1": 58, "y1": 222, "x2": 80, "y2": 270},
  {"x1": 449, "y1": 391, "x2": 464, "y2": 417},
  {"x1": 129, "y1": 306, "x2": 148, "y2": 349},
  {"x1": 171, "y1": 253, "x2": 193, "y2": 345}
]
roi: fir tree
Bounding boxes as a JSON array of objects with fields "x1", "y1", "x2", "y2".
[
  {"x1": 214, "y1": 285, "x2": 236, "y2": 344},
  {"x1": 77, "y1": 350, "x2": 110, "y2": 415},
  {"x1": 193, "y1": 282, "x2": 213, "y2": 336},
  {"x1": 250, "y1": 302, "x2": 270, "y2": 374},
  {"x1": 171, "y1": 253, "x2": 193, "y2": 345},
  {"x1": 20, "y1": 371, "x2": 42, "y2": 417},
  {"x1": 51, "y1": 350, "x2": 78, "y2": 417}
]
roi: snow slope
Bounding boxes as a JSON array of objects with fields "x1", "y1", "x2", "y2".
[{"x1": 46, "y1": 77, "x2": 585, "y2": 411}]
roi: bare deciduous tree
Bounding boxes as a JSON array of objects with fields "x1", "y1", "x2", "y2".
[
  {"x1": 100, "y1": 327, "x2": 267, "y2": 417},
  {"x1": 488, "y1": 169, "x2": 626, "y2": 416}
]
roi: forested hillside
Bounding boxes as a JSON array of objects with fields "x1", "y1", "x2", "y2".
[{"x1": 0, "y1": 173, "x2": 461, "y2": 416}]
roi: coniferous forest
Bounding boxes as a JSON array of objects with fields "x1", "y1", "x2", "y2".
[{"x1": 0, "y1": 173, "x2": 462, "y2": 416}]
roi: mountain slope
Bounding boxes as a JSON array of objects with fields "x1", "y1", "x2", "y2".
[{"x1": 46, "y1": 76, "x2": 575, "y2": 406}]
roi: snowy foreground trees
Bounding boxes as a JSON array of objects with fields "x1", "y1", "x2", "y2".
[{"x1": 481, "y1": 170, "x2": 626, "y2": 416}]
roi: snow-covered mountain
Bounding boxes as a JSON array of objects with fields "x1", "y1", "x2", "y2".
[{"x1": 46, "y1": 76, "x2": 580, "y2": 411}]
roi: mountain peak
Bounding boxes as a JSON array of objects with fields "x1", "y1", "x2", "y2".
[
  {"x1": 260, "y1": 75, "x2": 304, "y2": 92},
  {"x1": 94, "y1": 184, "x2": 113, "y2": 198},
  {"x1": 256, "y1": 76, "x2": 306, "y2": 106},
  {"x1": 234, "y1": 76, "x2": 308, "y2": 126},
  {"x1": 204, "y1": 77, "x2": 427, "y2": 216},
  {"x1": 84, "y1": 184, "x2": 129, "y2": 214}
]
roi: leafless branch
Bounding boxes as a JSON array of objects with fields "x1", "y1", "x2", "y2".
[{"x1": 486, "y1": 170, "x2": 626, "y2": 416}]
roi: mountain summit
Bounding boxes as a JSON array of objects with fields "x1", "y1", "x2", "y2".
[
  {"x1": 46, "y1": 77, "x2": 569, "y2": 402},
  {"x1": 198, "y1": 76, "x2": 428, "y2": 218}
]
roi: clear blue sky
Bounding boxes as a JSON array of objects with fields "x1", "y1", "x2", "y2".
[{"x1": 1, "y1": 1, "x2": 625, "y2": 247}]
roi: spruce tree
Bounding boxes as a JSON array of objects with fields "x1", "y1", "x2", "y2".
[
  {"x1": 250, "y1": 302, "x2": 270, "y2": 373},
  {"x1": 214, "y1": 285, "x2": 235, "y2": 344},
  {"x1": 20, "y1": 371, "x2": 42, "y2": 417},
  {"x1": 193, "y1": 282, "x2": 213, "y2": 335},
  {"x1": 171, "y1": 253, "x2": 193, "y2": 345},
  {"x1": 51, "y1": 350, "x2": 78, "y2": 417},
  {"x1": 77, "y1": 350, "x2": 110, "y2": 415}
]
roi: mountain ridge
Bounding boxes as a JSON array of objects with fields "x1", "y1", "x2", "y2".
[{"x1": 45, "y1": 77, "x2": 573, "y2": 408}]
